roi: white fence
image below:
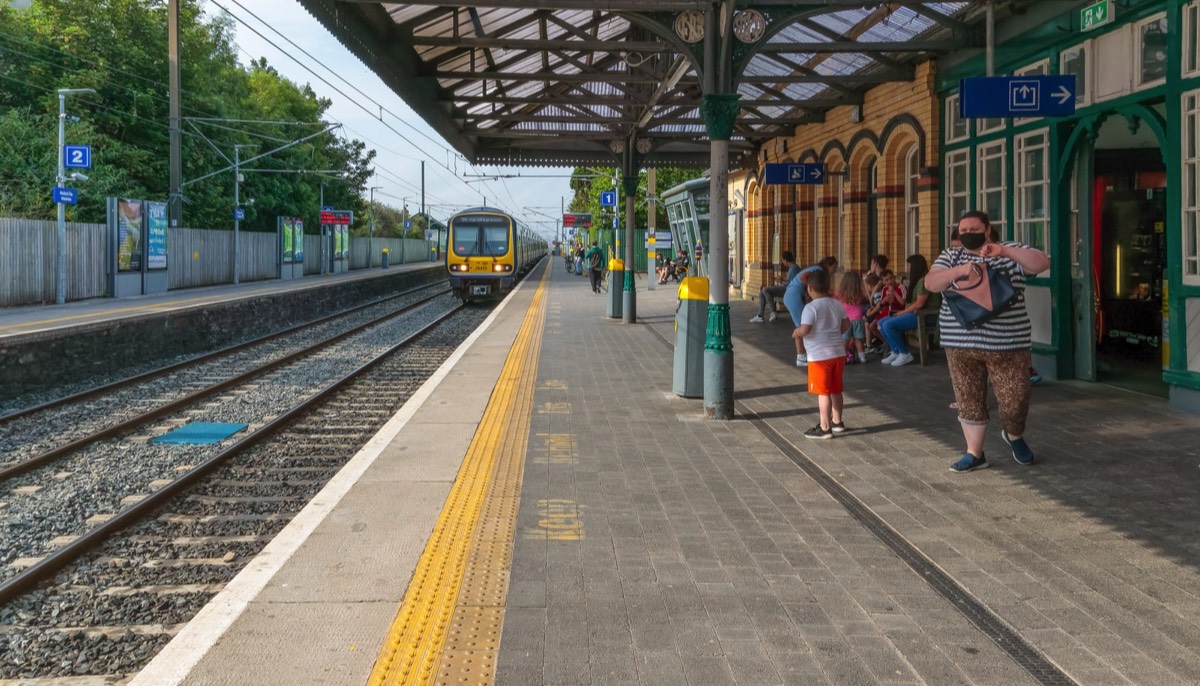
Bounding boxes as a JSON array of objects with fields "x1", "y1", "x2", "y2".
[{"x1": 0, "y1": 218, "x2": 437, "y2": 307}]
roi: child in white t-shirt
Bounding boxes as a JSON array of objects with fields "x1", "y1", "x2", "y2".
[{"x1": 793, "y1": 268, "x2": 851, "y2": 439}]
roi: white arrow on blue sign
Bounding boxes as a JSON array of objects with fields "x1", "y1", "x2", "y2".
[
  {"x1": 600, "y1": 190, "x2": 616, "y2": 207},
  {"x1": 63, "y1": 145, "x2": 91, "y2": 169},
  {"x1": 52, "y1": 186, "x2": 78, "y2": 205},
  {"x1": 959, "y1": 75, "x2": 1076, "y2": 118}
]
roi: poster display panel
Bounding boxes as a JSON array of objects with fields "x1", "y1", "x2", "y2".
[
  {"x1": 145, "y1": 201, "x2": 167, "y2": 270},
  {"x1": 117, "y1": 199, "x2": 143, "y2": 272},
  {"x1": 281, "y1": 217, "x2": 295, "y2": 263},
  {"x1": 292, "y1": 219, "x2": 304, "y2": 263}
]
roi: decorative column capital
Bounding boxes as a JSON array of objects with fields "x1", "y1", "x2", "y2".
[{"x1": 700, "y1": 93, "x2": 742, "y2": 142}]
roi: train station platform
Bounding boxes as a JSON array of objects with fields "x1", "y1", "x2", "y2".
[
  {"x1": 0, "y1": 262, "x2": 440, "y2": 343},
  {"x1": 0, "y1": 263, "x2": 444, "y2": 396},
  {"x1": 131, "y1": 257, "x2": 1200, "y2": 685}
]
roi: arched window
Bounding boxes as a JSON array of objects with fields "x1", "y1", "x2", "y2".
[{"x1": 904, "y1": 146, "x2": 920, "y2": 258}]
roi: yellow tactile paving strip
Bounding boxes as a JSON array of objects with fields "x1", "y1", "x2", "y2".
[{"x1": 368, "y1": 267, "x2": 548, "y2": 686}]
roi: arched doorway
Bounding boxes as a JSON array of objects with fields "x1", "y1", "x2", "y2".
[
  {"x1": 865, "y1": 158, "x2": 879, "y2": 265},
  {"x1": 1064, "y1": 106, "x2": 1168, "y2": 395}
]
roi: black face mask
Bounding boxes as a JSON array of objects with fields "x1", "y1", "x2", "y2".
[{"x1": 959, "y1": 232, "x2": 987, "y2": 250}]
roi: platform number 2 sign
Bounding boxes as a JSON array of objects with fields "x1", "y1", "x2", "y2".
[{"x1": 63, "y1": 145, "x2": 92, "y2": 169}]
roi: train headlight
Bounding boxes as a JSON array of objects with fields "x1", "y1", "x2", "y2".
[{"x1": 493, "y1": 264, "x2": 505, "y2": 272}]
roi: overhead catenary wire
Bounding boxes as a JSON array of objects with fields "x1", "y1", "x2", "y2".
[{"x1": 213, "y1": 0, "x2": 527, "y2": 217}]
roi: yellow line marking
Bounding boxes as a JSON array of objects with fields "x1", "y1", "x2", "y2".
[{"x1": 368, "y1": 265, "x2": 549, "y2": 686}]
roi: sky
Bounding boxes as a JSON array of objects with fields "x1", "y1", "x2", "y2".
[{"x1": 215, "y1": 0, "x2": 574, "y2": 241}]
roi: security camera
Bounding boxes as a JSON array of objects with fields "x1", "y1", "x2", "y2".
[
  {"x1": 70, "y1": 172, "x2": 89, "y2": 182},
  {"x1": 247, "y1": 198, "x2": 256, "y2": 205}
]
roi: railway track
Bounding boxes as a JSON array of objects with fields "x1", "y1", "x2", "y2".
[
  {"x1": 0, "y1": 282, "x2": 450, "y2": 479},
  {"x1": 0, "y1": 301, "x2": 492, "y2": 682}
]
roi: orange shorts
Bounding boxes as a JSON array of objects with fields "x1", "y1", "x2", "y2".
[{"x1": 807, "y1": 357, "x2": 845, "y2": 395}]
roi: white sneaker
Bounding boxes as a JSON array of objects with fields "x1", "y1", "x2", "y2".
[
  {"x1": 881, "y1": 352, "x2": 898, "y2": 365},
  {"x1": 857, "y1": 353, "x2": 868, "y2": 364},
  {"x1": 750, "y1": 315, "x2": 764, "y2": 323},
  {"x1": 795, "y1": 354, "x2": 808, "y2": 367},
  {"x1": 891, "y1": 352, "x2": 915, "y2": 367},
  {"x1": 767, "y1": 310, "x2": 777, "y2": 322}
]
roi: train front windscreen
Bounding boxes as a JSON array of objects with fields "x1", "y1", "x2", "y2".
[{"x1": 453, "y1": 216, "x2": 510, "y2": 257}]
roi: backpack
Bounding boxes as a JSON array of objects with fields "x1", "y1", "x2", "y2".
[{"x1": 588, "y1": 251, "x2": 602, "y2": 270}]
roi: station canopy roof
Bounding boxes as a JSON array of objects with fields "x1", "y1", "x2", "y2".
[{"x1": 298, "y1": 1, "x2": 1025, "y2": 169}]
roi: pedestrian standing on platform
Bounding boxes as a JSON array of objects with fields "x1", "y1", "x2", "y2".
[
  {"x1": 751, "y1": 251, "x2": 798, "y2": 323},
  {"x1": 785, "y1": 256, "x2": 838, "y2": 367},
  {"x1": 585, "y1": 241, "x2": 605, "y2": 293},
  {"x1": 925, "y1": 210, "x2": 1050, "y2": 472},
  {"x1": 793, "y1": 268, "x2": 850, "y2": 439}
]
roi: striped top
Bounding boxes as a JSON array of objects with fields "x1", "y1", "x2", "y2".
[{"x1": 933, "y1": 243, "x2": 1031, "y2": 351}]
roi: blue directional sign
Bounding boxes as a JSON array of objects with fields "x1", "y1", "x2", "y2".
[
  {"x1": 52, "y1": 186, "x2": 77, "y2": 205},
  {"x1": 764, "y1": 162, "x2": 826, "y2": 185},
  {"x1": 959, "y1": 75, "x2": 1076, "y2": 118},
  {"x1": 63, "y1": 145, "x2": 92, "y2": 169},
  {"x1": 321, "y1": 205, "x2": 334, "y2": 212},
  {"x1": 234, "y1": 208, "x2": 245, "y2": 220},
  {"x1": 404, "y1": 219, "x2": 413, "y2": 229},
  {"x1": 600, "y1": 190, "x2": 617, "y2": 207}
]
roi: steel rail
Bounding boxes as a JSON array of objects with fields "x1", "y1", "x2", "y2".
[
  {"x1": 0, "y1": 281, "x2": 447, "y2": 424},
  {"x1": 0, "y1": 288, "x2": 451, "y2": 483},
  {"x1": 0, "y1": 303, "x2": 464, "y2": 606}
]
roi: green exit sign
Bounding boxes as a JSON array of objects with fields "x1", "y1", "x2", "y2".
[{"x1": 1081, "y1": 0, "x2": 1114, "y2": 32}]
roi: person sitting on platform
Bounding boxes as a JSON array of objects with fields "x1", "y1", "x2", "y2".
[{"x1": 750, "y1": 251, "x2": 798, "y2": 323}]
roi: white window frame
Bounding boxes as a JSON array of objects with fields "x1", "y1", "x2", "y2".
[
  {"x1": 1186, "y1": 1, "x2": 1200, "y2": 78},
  {"x1": 812, "y1": 185, "x2": 822, "y2": 262},
  {"x1": 1184, "y1": 90, "x2": 1200, "y2": 285},
  {"x1": 945, "y1": 94, "x2": 969, "y2": 143},
  {"x1": 904, "y1": 146, "x2": 920, "y2": 257},
  {"x1": 1060, "y1": 42, "x2": 1092, "y2": 108},
  {"x1": 1015, "y1": 129, "x2": 1050, "y2": 267},
  {"x1": 836, "y1": 173, "x2": 847, "y2": 268},
  {"x1": 977, "y1": 141, "x2": 1007, "y2": 239},
  {"x1": 1013, "y1": 60, "x2": 1050, "y2": 125},
  {"x1": 1135, "y1": 12, "x2": 1169, "y2": 89},
  {"x1": 945, "y1": 149, "x2": 970, "y2": 246}
]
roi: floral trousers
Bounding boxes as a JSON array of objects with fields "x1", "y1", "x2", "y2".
[{"x1": 945, "y1": 347, "x2": 1031, "y2": 436}]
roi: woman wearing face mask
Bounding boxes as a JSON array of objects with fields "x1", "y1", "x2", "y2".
[{"x1": 925, "y1": 211, "x2": 1050, "y2": 473}]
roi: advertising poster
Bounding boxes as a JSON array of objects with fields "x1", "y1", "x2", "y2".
[
  {"x1": 338, "y1": 225, "x2": 348, "y2": 259},
  {"x1": 292, "y1": 219, "x2": 304, "y2": 263},
  {"x1": 281, "y1": 217, "x2": 295, "y2": 263},
  {"x1": 117, "y1": 198, "x2": 143, "y2": 272},
  {"x1": 146, "y1": 201, "x2": 168, "y2": 270}
]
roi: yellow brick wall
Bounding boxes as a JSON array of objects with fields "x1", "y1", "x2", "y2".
[{"x1": 735, "y1": 61, "x2": 941, "y2": 299}]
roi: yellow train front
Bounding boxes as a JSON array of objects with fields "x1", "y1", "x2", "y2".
[{"x1": 446, "y1": 207, "x2": 546, "y2": 301}]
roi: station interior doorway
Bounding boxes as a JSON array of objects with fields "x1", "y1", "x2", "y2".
[{"x1": 1083, "y1": 114, "x2": 1167, "y2": 397}]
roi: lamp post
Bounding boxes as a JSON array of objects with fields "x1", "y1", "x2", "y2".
[
  {"x1": 232, "y1": 144, "x2": 255, "y2": 284},
  {"x1": 369, "y1": 186, "x2": 381, "y2": 267},
  {"x1": 55, "y1": 87, "x2": 95, "y2": 305}
]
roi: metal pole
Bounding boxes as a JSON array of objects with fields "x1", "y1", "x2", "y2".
[
  {"x1": 319, "y1": 182, "x2": 325, "y2": 274},
  {"x1": 647, "y1": 168, "x2": 656, "y2": 291},
  {"x1": 986, "y1": 0, "x2": 995, "y2": 76},
  {"x1": 369, "y1": 186, "x2": 381, "y2": 268},
  {"x1": 56, "y1": 92, "x2": 66, "y2": 305},
  {"x1": 233, "y1": 145, "x2": 240, "y2": 285},
  {"x1": 168, "y1": 0, "x2": 182, "y2": 229},
  {"x1": 53, "y1": 87, "x2": 94, "y2": 304}
]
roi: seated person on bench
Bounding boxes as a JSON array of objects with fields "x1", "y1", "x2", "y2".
[
  {"x1": 751, "y1": 251, "x2": 798, "y2": 323},
  {"x1": 878, "y1": 254, "x2": 938, "y2": 367}
]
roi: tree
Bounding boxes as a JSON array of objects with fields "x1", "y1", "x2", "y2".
[{"x1": 0, "y1": 0, "x2": 376, "y2": 233}]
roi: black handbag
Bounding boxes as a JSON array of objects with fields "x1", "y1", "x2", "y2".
[{"x1": 943, "y1": 262, "x2": 1019, "y2": 329}]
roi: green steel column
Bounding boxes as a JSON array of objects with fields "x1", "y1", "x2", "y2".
[
  {"x1": 700, "y1": 92, "x2": 740, "y2": 419},
  {"x1": 623, "y1": 174, "x2": 639, "y2": 323}
]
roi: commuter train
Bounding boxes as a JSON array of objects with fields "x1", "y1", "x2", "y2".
[{"x1": 446, "y1": 207, "x2": 547, "y2": 301}]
